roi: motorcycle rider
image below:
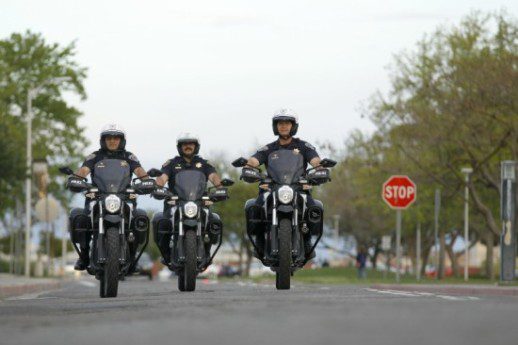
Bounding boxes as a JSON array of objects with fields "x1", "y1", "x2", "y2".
[
  {"x1": 68, "y1": 124, "x2": 152, "y2": 270},
  {"x1": 244, "y1": 108, "x2": 324, "y2": 259},
  {"x1": 152, "y1": 133, "x2": 224, "y2": 264}
]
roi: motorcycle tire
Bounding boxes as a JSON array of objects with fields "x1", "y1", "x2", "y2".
[
  {"x1": 276, "y1": 218, "x2": 292, "y2": 290},
  {"x1": 183, "y1": 231, "x2": 197, "y2": 292},
  {"x1": 100, "y1": 229, "x2": 120, "y2": 298}
]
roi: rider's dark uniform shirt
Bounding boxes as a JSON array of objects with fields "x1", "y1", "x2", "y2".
[
  {"x1": 161, "y1": 156, "x2": 216, "y2": 191},
  {"x1": 252, "y1": 137, "x2": 319, "y2": 170},
  {"x1": 81, "y1": 150, "x2": 142, "y2": 179}
]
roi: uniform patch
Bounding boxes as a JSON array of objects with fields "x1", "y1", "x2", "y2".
[
  {"x1": 121, "y1": 161, "x2": 128, "y2": 167},
  {"x1": 174, "y1": 164, "x2": 182, "y2": 170},
  {"x1": 162, "y1": 159, "x2": 171, "y2": 168},
  {"x1": 128, "y1": 154, "x2": 139, "y2": 162},
  {"x1": 293, "y1": 148, "x2": 300, "y2": 154},
  {"x1": 305, "y1": 142, "x2": 316, "y2": 150},
  {"x1": 85, "y1": 153, "x2": 96, "y2": 161},
  {"x1": 195, "y1": 162, "x2": 202, "y2": 168}
]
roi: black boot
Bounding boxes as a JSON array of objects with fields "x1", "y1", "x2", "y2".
[
  {"x1": 304, "y1": 238, "x2": 316, "y2": 260},
  {"x1": 74, "y1": 248, "x2": 90, "y2": 271}
]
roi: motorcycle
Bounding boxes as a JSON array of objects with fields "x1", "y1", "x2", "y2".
[
  {"x1": 232, "y1": 151, "x2": 336, "y2": 290},
  {"x1": 148, "y1": 168, "x2": 233, "y2": 291},
  {"x1": 60, "y1": 159, "x2": 155, "y2": 298}
]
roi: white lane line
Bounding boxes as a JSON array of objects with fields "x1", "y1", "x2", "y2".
[
  {"x1": 6, "y1": 291, "x2": 59, "y2": 301},
  {"x1": 365, "y1": 288, "x2": 420, "y2": 297},
  {"x1": 365, "y1": 288, "x2": 479, "y2": 301},
  {"x1": 77, "y1": 281, "x2": 96, "y2": 288}
]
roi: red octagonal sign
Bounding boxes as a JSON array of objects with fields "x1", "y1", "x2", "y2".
[{"x1": 382, "y1": 175, "x2": 417, "y2": 209}]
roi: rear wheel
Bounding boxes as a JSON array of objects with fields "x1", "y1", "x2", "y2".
[
  {"x1": 276, "y1": 218, "x2": 292, "y2": 290},
  {"x1": 183, "y1": 231, "x2": 197, "y2": 292},
  {"x1": 100, "y1": 229, "x2": 120, "y2": 298}
]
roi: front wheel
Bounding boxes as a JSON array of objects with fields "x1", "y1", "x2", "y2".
[
  {"x1": 182, "y1": 231, "x2": 197, "y2": 292},
  {"x1": 276, "y1": 218, "x2": 292, "y2": 290},
  {"x1": 100, "y1": 229, "x2": 120, "y2": 298}
]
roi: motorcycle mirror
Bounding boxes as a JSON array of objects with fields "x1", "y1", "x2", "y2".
[
  {"x1": 59, "y1": 166, "x2": 74, "y2": 175},
  {"x1": 320, "y1": 158, "x2": 337, "y2": 168},
  {"x1": 147, "y1": 168, "x2": 162, "y2": 178},
  {"x1": 231, "y1": 157, "x2": 248, "y2": 168},
  {"x1": 220, "y1": 178, "x2": 234, "y2": 187}
]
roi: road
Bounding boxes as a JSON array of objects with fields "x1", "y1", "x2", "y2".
[{"x1": 0, "y1": 277, "x2": 517, "y2": 345}]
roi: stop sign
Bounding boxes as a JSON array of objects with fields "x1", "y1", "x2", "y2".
[{"x1": 382, "y1": 175, "x2": 417, "y2": 209}]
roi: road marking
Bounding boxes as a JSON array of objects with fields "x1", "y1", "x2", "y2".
[
  {"x1": 6, "y1": 291, "x2": 58, "y2": 301},
  {"x1": 77, "y1": 281, "x2": 97, "y2": 288},
  {"x1": 365, "y1": 288, "x2": 479, "y2": 301}
]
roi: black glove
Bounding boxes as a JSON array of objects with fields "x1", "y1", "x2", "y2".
[
  {"x1": 151, "y1": 187, "x2": 168, "y2": 200},
  {"x1": 135, "y1": 178, "x2": 156, "y2": 195},
  {"x1": 66, "y1": 176, "x2": 87, "y2": 193}
]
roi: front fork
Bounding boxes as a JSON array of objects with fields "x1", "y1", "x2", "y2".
[{"x1": 268, "y1": 193, "x2": 305, "y2": 263}]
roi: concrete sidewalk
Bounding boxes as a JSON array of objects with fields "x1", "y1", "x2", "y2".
[
  {"x1": 370, "y1": 283, "x2": 518, "y2": 297},
  {"x1": 0, "y1": 274, "x2": 61, "y2": 299}
]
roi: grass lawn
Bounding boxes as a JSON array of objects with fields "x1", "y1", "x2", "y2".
[{"x1": 249, "y1": 266, "x2": 513, "y2": 285}]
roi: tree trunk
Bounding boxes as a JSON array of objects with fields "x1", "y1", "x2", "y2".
[
  {"x1": 371, "y1": 242, "x2": 381, "y2": 269},
  {"x1": 245, "y1": 242, "x2": 253, "y2": 277},
  {"x1": 485, "y1": 231, "x2": 495, "y2": 280},
  {"x1": 445, "y1": 244, "x2": 459, "y2": 278},
  {"x1": 420, "y1": 243, "x2": 432, "y2": 277}
]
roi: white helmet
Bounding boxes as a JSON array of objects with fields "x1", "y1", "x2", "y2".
[
  {"x1": 272, "y1": 108, "x2": 299, "y2": 136},
  {"x1": 176, "y1": 132, "x2": 200, "y2": 155},
  {"x1": 100, "y1": 123, "x2": 126, "y2": 150}
]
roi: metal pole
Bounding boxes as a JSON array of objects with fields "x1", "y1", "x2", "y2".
[
  {"x1": 9, "y1": 212, "x2": 14, "y2": 274},
  {"x1": 500, "y1": 161, "x2": 516, "y2": 282},
  {"x1": 24, "y1": 89, "x2": 33, "y2": 277},
  {"x1": 434, "y1": 189, "x2": 440, "y2": 280},
  {"x1": 464, "y1": 174, "x2": 470, "y2": 281},
  {"x1": 45, "y1": 193, "x2": 50, "y2": 275},
  {"x1": 416, "y1": 222, "x2": 421, "y2": 281},
  {"x1": 396, "y1": 209, "x2": 402, "y2": 283}
]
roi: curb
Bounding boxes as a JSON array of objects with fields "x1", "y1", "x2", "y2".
[
  {"x1": 0, "y1": 281, "x2": 61, "y2": 299},
  {"x1": 370, "y1": 284, "x2": 518, "y2": 297}
]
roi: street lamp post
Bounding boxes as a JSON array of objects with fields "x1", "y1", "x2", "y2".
[
  {"x1": 461, "y1": 167, "x2": 473, "y2": 282},
  {"x1": 24, "y1": 77, "x2": 71, "y2": 277}
]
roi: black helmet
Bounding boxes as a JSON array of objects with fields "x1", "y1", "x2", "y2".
[
  {"x1": 176, "y1": 132, "x2": 200, "y2": 156},
  {"x1": 272, "y1": 108, "x2": 299, "y2": 136},
  {"x1": 100, "y1": 124, "x2": 126, "y2": 151}
]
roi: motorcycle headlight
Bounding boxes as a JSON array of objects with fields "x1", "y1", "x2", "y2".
[
  {"x1": 105, "y1": 194, "x2": 121, "y2": 213},
  {"x1": 184, "y1": 202, "x2": 198, "y2": 218},
  {"x1": 278, "y1": 185, "x2": 294, "y2": 204}
]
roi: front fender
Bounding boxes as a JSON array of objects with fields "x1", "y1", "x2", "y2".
[
  {"x1": 104, "y1": 214, "x2": 121, "y2": 224},
  {"x1": 277, "y1": 205, "x2": 294, "y2": 213}
]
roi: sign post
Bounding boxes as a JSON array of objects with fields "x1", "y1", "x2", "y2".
[{"x1": 382, "y1": 176, "x2": 417, "y2": 283}]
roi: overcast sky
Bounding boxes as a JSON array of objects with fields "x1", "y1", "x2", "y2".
[{"x1": 1, "y1": 0, "x2": 517, "y2": 173}]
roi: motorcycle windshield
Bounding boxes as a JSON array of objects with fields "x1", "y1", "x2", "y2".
[
  {"x1": 92, "y1": 159, "x2": 131, "y2": 193},
  {"x1": 174, "y1": 170, "x2": 207, "y2": 201},
  {"x1": 267, "y1": 149, "x2": 304, "y2": 185}
]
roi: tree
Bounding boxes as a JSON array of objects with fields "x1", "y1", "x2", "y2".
[
  {"x1": 366, "y1": 11, "x2": 517, "y2": 278},
  {"x1": 0, "y1": 30, "x2": 88, "y2": 216}
]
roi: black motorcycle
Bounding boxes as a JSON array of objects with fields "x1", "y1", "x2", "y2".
[
  {"x1": 61, "y1": 159, "x2": 155, "y2": 298},
  {"x1": 232, "y1": 151, "x2": 336, "y2": 290},
  {"x1": 148, "y1": 168, "x2": 233, "y2": 291}
]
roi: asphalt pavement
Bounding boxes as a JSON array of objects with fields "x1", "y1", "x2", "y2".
[{"x1": 0, "y1": 276, "x2": 517, "y2": 345}]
